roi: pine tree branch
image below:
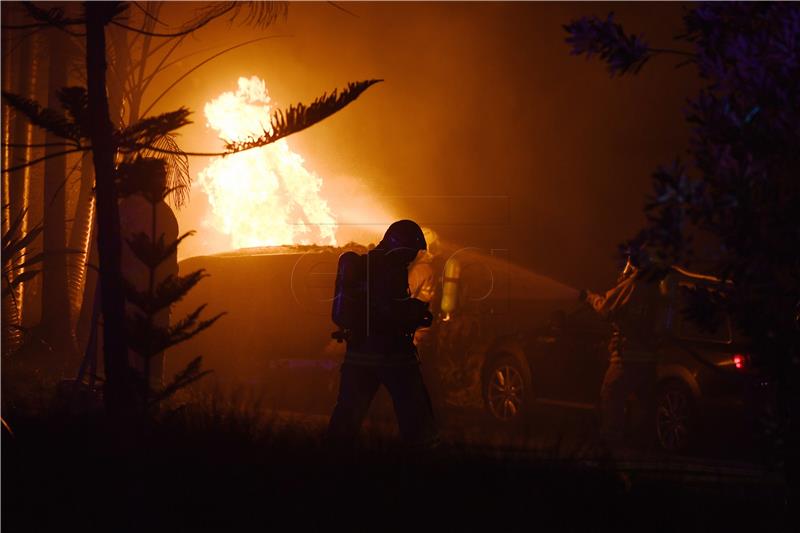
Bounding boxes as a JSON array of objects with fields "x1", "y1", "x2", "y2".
[
  {"x1": 168, "y1": 312, "x2": 226, "y2": 349},
  {"x1": 151, "y1": 356, "x2": 212, "y2": 404},
  {"x1": 57, "y1": 87, "x2": 90, "y2": 136},
  {"x1": 123, "y1": 231, "x2": 196, "y2": 271},
  {"x1": 124, "y1": 268, "x2": 208, "y2": 316},
  {"x1": 2, "y1": 22, "x2": 85, "y2": 36},
  {"x1": 127, "y1": 307, "x2": 224, "y2": 356},
  {"x1": 1, "y1": 91, "x2": 83, "y2": 141},
  {"x1": 2, "y1": 21, "x2": 61, "y2": 30},
  {"x1": 3, "y1": 1, "x2": 89, "y2": 36},
  {"x1": 2, "y1": 141, "x2": 78, "y2": 148},
  {"x1": 19, "y1": 1, "x2": 86, "y2": 27}
]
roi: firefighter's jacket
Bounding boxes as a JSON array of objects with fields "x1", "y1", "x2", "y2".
[
  {"x1": 344, "y1": 248, "x2": 430, "y2": 366},
  {"x1": 408, "y1": 252, "x2": 436, "y2": 303},
  {"x1": 585, "y1": 270, "x2": 666, "y2": 364}
]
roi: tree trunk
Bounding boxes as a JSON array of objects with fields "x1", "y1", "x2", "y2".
[
  {"x1": 2, "y1": 3, "x2": 21, "y2": 354},
  {"x1": 108, "y1": 22, "x2": 130, "y2": 127},
  {"x1": 2, "y1": 2, "x2": 12, "y2": 236},
  {"x1": 72, "y1": 18, "x2": 129, "y2": 354},
  {"x1": 19, "y1": 32, "x2": 46, "y2": 330},
  {"x1": 6, "y1": 16, "x2": 37, "y2": 332},
  {"x1": 41, "y1": 27, "x2": 75, "y2": 358},
  {"x1": 86, "y1": 4, "x2": 133, "y2": 414}
]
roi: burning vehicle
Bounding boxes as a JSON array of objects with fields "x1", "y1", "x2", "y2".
[{"x1": 165, "y1": 242, "x2": 578, "y2": 410}]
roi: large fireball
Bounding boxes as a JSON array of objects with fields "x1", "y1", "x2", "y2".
[{"x1": 197, "y1": 76, "x2": 337, "y2": 248}]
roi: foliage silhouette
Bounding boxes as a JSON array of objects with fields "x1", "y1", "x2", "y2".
[{"x1": 565, "y1": 1, "x2": 800, "y2": 475}]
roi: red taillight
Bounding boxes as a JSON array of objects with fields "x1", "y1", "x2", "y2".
[{"x1": 733, "y1": 353, "x2": 748, "y2": 370}]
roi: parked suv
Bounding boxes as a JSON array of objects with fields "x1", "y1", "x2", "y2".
[{"x1": 476, "y1": 266, "x2": 772, "y2": 452}]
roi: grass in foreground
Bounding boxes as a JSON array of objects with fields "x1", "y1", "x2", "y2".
[{"x1": 1, "y1": 384, "x2": 791, "y2": 533}]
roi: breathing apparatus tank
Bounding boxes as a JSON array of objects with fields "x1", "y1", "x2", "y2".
[
  {"x1": 440, "y1": 257, "x2": 461, "y2": 320},
  {"x1": 331, "y1": 251, "x2": 367, "y2": 341}
]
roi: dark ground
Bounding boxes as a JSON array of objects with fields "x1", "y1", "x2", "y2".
[{"x1": 1, "y1": 380, "x2": 792, "y2": 533}]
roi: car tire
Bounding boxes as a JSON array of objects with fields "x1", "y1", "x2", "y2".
[
  {"x1": 655, "y1": 380, "x2": 695, "y2": 453},
  {"x1": 482, "y1": 354, "x2": 531, "y2": 425}
]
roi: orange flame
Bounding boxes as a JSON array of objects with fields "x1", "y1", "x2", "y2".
[{"x1": 197, "y1": 76, "x2": 337, "y2": 248}]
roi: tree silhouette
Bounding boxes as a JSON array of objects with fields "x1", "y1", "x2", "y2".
[{"x1": 565, "y1": 1, "x2": 800, "y2": 477}]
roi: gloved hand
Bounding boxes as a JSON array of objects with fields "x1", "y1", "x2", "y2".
[
  {"x1": 405, "y1": 298, "x2": 433, "y2": 329},
  {"x1": 420, "y1": 309, "x2": 433, "y2": 328}
]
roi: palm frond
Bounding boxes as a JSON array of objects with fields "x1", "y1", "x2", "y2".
[
  {"x1": 2, "y1": 205, "x2": 28, "y2": 249},
  {"x1": 2, "y1": 269, "x2": 39, "y2": 298},
  {"x1": 226, "y1": 79, "x2": 383, "y2": 152},
  {"x1": 136, "y1": 134, "x2": 191, "y2": 208},
  {"x1": 2, "y1": 205, "x2": 43, "y2": 299},
  {"x1": 117, "y1": 157, "x2": 170, "y2": 202},
  {"x1": 180, "y1": 1, "x2": 287, "y2": 33},
  {"x1": 117, "y1": 108, "x2": 193, "y2": 149},
  {"x1": 3, "y1": 220, "x2": 44, "y2": 264},
  {"x1": 235, "y1": 1, "x2": 289, "y2": 28}
]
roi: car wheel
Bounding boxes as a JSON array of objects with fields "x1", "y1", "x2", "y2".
[
  {"x1": 483, "y1": 355, "x2": 529, "y2": 423},
  {"x1": 656, "y1": 381, "x2": 694, "y2": 453}
]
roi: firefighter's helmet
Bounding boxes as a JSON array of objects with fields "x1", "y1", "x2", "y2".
[
  {"x1": 377, "y1": 219, "x2": 427, "y2": 266},
  {"x1": 379, "y1": 220, "x2": 427, "y2": 252}
]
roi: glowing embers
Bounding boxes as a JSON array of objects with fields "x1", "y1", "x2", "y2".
[{"x1": 197, "y1": 76, "x2": 337, "y2": 248}]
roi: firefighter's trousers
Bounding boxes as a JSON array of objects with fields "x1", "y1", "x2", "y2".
[
  {"x1": 327, "y1": 361, "x2": 439, "y2": 448},
  {"x1": 600, "y1": 360, "x2": 657, "y2": 445}
]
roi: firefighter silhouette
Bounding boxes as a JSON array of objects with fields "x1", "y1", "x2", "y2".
[
  {"x1": 581, "y1": 250, "x2": 664, "y2": 447},
  {"x1": 327, "y1": 220, "x2": 439, "y2": 447}
]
